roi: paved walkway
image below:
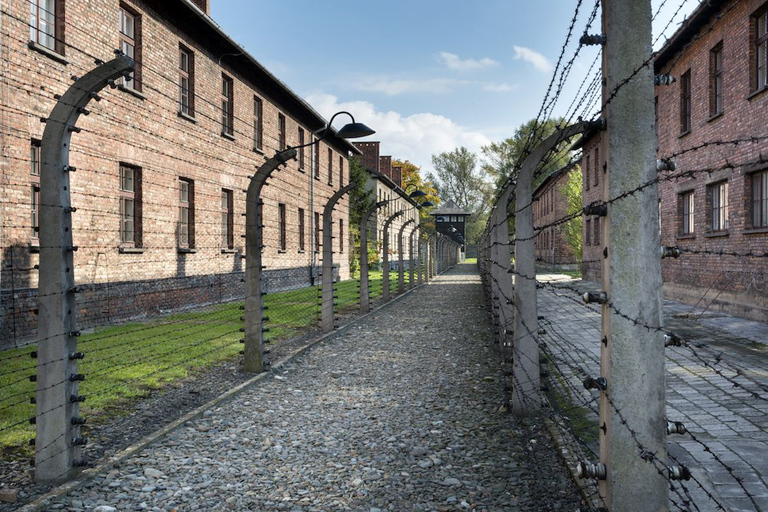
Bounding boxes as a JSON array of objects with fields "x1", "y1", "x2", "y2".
[
  {"x1": 537, "y1": 275, "x2": 768, "y2": 512},
  {"x1": 42, "y1": 265, "x2": 582, "y2": 512}
]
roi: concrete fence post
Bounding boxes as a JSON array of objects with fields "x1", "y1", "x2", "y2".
[
  {"x1": 398, "y1": 219, "x2": 414, "y2": 294},
  {"x1": 36, "y1": 55, "x2": 135, "y2": 483},
  {"x1": 321, "y1": 183, "x2": 355, "y2": 332},
  {"x1": 246, "y1": 152, "x2": 298, "y2": 374},
  {"x1": 359, "y1": 200, "x2": 387, "y2": 313},
  {"x1": 382, "y1": 211, "x2": 403, "y2": 301},
  {"x1": 417, "y1": 229, "x2": 424, "y2": 286},
  {"x1": 409, "y1": 227, "x2": 417, "y2": 289},
  {"x1": 600, "y1": 0, "x2": 667, "y2": 507}
]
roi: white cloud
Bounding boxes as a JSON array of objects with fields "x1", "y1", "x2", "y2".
[
  {"x1": 351, "y1": 76, "x2": 468, "y2": 96},
  {"x1": 512, "y1": 45, "x2": 553, "y2": 73},
  {"x1": 482, "y1": 82, "x2": 517, "y2": 93},
  {"x1": 438, "y1": 51, "x2": 499, "y2": 71},
  {"x1": 306, "y1": 93, "x2": 491, "y2": 176}
]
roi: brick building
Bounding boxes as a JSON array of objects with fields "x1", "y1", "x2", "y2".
[
  {"x1": 0, "y1": 0, "x2": 360, "y2": 347},
  {"x1": 532, "y1": 167, "x2": 578, "y2": 267},
  {"x1": 353, "y1": 142, "x2": 420, "y2": 268},
  {"x1": 655, "y1": 0, "x2": 768, "y2": 321},
  {"x1": 575, "y1": 0, "x2": 768, "y2": 321},
  {"x1": 574, "y1": 130, "x2": 604, "y2": 282}
]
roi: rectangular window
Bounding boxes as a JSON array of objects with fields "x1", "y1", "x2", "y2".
[
  {"x1": 585, "y1": 154, "x2": 591, "y2": 190},
  {"x1": 328, "y1": 148, "x2": 333, "y2": 185},
  {"x1": 585, "y1": 219, "x2": 591, "y2": 246},
  {"x1": 221, "y1": 189, "x2": 233, "y2": 249},
  {"x1": 179, "y1": 45, "x2": 194, "y2": 116},
  {"x1": 253, "y1": 97, "x2": 263, "y2": 150},
  {"x1": 753, "y1": 6, "x2": 768, "y2": 91},
  {"x1": 752, "y1": 170, "x2": 768, "y2": 228},
  {"x1": 594, "y1": 146, "x2": 600, "y2": 186},
  {"x1": 298, "y1": 208, "x2": 305, "y2": 251},
  {"x1": 680, "y1": 69, "x2": 692, "y2": 134},
  {"x1": 709, "y1": 181, "x2": 729, "y2": 232},
  {"x1": 339, "y1": 156, "x2": 344, "y2": 186},
  {"x1": 314, "y1": 212, "x2": 320, "y2": 252},
  {"x1": 314, "y1": 141, "x2": 320, "y2": 180},
  {"x1": 594, "y1": 217, "x2": 600, "y2": 246},
  {"x1": 119, "y1": 164, "x2": 141, "y2": 246},
  {"x1": 31, "y1": 140, "x2": 41, "y2": 240},
  {"x1": 221, "y1": 74, "x2": 234, "y2": 136},
  {"x1": 681, "y1": 191, "x2": 695, "y2": 235},
  {"x1": 119, "y1": 6, "x2": 140, "y2": 91},
  {"x1": 710, "y1": 43, "x2": 723, "y2": 116},
  {"x1": 339, "y1": 219, "x2": 344, "y2": 253},
  {"x1": 278, "y1": 203, "x2": 287, "y2": 251},
  {"x1": 298, "y1": 128, "x2": 306, "y2": 171},
  {"x1": 278, "y1": 113, "x2": 286, "y2": 151},
  {"x1": 30, "y1": 0, "x2": 62, "y2": 53},
  {"x1": 179, "y1": 178, "x2": 194, "y2": 247}
]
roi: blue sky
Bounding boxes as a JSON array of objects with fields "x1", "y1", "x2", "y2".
[{"x1": 211, "y1": 0, "x2": 697, "y2": 176}]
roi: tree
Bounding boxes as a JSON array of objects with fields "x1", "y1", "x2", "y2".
[
  {"x1": 482, "y1": 117, "x2": 573, "y2": 192},
  {"x1": 348, "y1": 156, "x2": 376, "y2": 277},
  {"x1": 394, "y1": 159, "x2": 440, "y2": 235},
  {"x1": 430, "y1": 147, "x2": 493, "y2": 244}
]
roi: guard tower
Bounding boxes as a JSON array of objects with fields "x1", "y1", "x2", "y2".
[{"x1": 430, "y1": 199, "x2": 470, "y2": 253}]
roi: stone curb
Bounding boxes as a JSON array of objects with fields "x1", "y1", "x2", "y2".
[
  {"x1": 543, "y1": 417, "x2": 599, "y2": 509},
  {"x1": 20, "y1": 281, "x2": 429, "y2": 512}
]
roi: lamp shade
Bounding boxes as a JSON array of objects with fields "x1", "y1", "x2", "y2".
[
  {"x1": 419, "y1": 201, "x2": 435, "y2": 208},
  {"x1": 336, "y1": 122, "x2": 375, "y2": 139},
  {"x1": 409, "y1": 189, "x2": 427, "y2": 198}
]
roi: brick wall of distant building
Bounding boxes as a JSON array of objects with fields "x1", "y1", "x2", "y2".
[
  {"x1": 655, "y1": 0, "x2": 768, "y2": 321},
  {"x1": 580, "y1": 137, "x2": 604, "y2": 281},
  {"x1": 0, "y1": 0, "x2": 352, "y2": 347},
  {"x1": 533, "y1": 170, "x2": 578, "y2": 267}
]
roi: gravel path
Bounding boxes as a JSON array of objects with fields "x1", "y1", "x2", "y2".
[{"x1": 43, "y1": 264, "x2": 583, "y2": 511}]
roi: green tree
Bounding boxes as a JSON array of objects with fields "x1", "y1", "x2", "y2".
[
  {"x1": 430, "y1": 147, "x2": 493, "y2": 244},
  {"x1": 394, "y1": 159, "x2": 440, "y2": 236},
  {"x1": 348, "y1": 156, "x2": 375, "y2": 277},
  {"x1": 482, "y1": 117, "x2": 573, "y2": 192},
  {"x1": 558, "y1": 166, "x2": 583, "y2": 264}
]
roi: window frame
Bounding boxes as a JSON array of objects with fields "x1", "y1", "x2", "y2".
[
  {"x1": 298, "y1": 208, "x2": 305, "y2": 251},
  {"x1": 298, "y1": 128, "x2": 306, "y2": 172},
  {"x1": 327, "y1": 148, "x2": 333, "y2": 185},
  {"x1": 752, "y1": 5, "x2": 768, "y2": 92},
  {"x1": 118, "y1": 4, "x2": 141, "y2": 91},
  {"x1": 709, "y1": 42, "x2": 724, "y2": 117},
  {"x1": 221, "y1": 74, "x2": 234, "y2": 137},
  {"x1": 751, "y1": 170, "x2": 768, "y2": 228},
  {"x1": 680, "y1": 191, "x2": 695, "y2": 235},
  {"x1": 278, "y1": 113, "x2": 286, "y2": 151},
  {"x1": 253, "y1": 96, "x2": 263, "y2": 151},
  {"x1": 278, "y1": 203, "x2": 287, "y2": 251},
  {"x1": 339, "y1": 156, "x2": 344, "y2": 186},
  {"x1": 680, "y1": 69, "x2": 692, "y2": 134},
  {"x1": 708, "y1": 180, "x2": 729, "y2": 232},
  {"x1": 593, "y1": 146, "x2": 600, "y2": 187},
  {"x1": 119, "y1": 163, "x2": 142, "y2": 247},
  {"x1": 30, "y1": 0, "x2": 64, "y2": 54},
  {"x1": 339, "y1": 219, "x2": 344, "y2": 253},
  {"x1": 179, "y1": 45, "x2": 194, "y2": 117},
  {"x1": 221, "y1": 189, "x2": 233, "y2": 250},
  {"x1": 314, "y1": 211, "x2": 320, "y2": 252},
  {"x1": 31, "y1": 140, "x2": 41, "y2": 241},
  {"x1": 178, "y1": 178, "x2": 195, "y2": 248},
  {"x1": 313, "y1": 141, "x2": 320, "y2": 180}
]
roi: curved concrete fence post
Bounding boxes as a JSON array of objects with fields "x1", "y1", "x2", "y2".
[
  {"x1": 36, "y1": 55, "x2": 135, "y2": 483},
  {"x1": 398, "y1": 219, "x2": 415, "y2": 294},
  {"x1": 359, "y1": 200, "x2": 387, "y2": 313},
  {"x1": 321, "y1": 183, "x2": 356, "y2": 332},
  {"x1": 382, "y1": 211, "x2": 404, "y2": 301}
]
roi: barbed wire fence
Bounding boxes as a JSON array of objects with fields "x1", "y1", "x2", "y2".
[
  {"x1": 0, "y1": 4, "x2": 461, "y2": 503},
  {"x1": 478, "y1": 0, "x2": 767, "y2": 511}
]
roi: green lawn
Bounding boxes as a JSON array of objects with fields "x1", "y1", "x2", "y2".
[{"x1": 0, "y1": 270, "x2": 418, "y2": 452}]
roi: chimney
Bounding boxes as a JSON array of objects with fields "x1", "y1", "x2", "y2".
[
  {"x1": 353, "y1": 141, "x2": 380, "y2": 172},
  {"x1": 392, "y1": 165, "x2": 402, "y2": 188},
  {"x1": 189, "y1": 0, "x2": 210, "y2": 15},
  {"x1": 379, "y1": 156, "x2": 392, "y2": 180}
]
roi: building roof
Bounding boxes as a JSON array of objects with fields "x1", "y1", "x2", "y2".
[
  {"x1": 653, "y1": 0, "x2": 725, "y2": 73},
  {"x1": 365, "y1": 168, "x2": 419, "y2": 208},
  {"x1": 430, "y1": 199, "x2": 470, "y2": 217},
  {"x1": 160, "y1": 0, "x2": 361, "y2": 156}
]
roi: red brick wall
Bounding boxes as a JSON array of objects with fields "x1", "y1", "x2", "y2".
[
  {"x1": 533, "y1": 169, "x2": 577, "y2": 266},
  {"x1": 354, "y1": 141, "x2": 380, "y2": 172},
  {"x1": 655, "y1": 0, "x2": 768, "y2": 320},
  {"x1": 0, "y1": 0, "x2": 351, "y2": 346},
  {"x1": 580, "y1": 137, "x2": 604, "y2": 281}
]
